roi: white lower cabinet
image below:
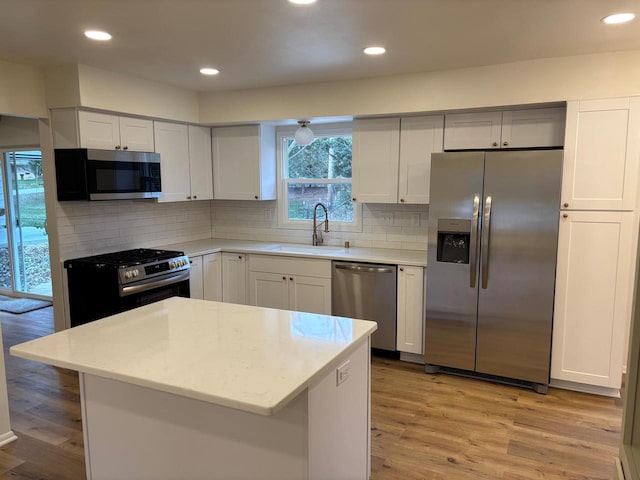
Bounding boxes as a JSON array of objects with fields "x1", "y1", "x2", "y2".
[
  {"x1": 203, "y1": 253, "x2": 222, "y2": 302},
  {"x1": 248, "y1": 255, "x2": 331, "y2": 315},
  {"x1": 189, "y1": 255, "x2": 204, "y2": 300},
  {"x1": 396, "y1": 265, "x2": 425, "y2": 355},
  {"x1": 551, "y1": 210, "x2": 635, "y2": 393},
  {"x1": 221, "y1": 253, "x2": 247, "y2": 305}
]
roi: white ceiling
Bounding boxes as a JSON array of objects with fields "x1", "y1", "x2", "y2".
[{"x1": 1, "y1": 0, "x2": 639, "y2": 93}]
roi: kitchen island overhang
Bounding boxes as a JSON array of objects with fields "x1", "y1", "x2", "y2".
[{"x1": 10, "y1": 297, "x2": 377, "y2": 480}]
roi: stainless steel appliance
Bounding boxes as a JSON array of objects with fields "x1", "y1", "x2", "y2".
[
  {"x1": 64, "y1": 248, "x2": 190, "y2": 327},
  {"x1": 425, "y1": 150, "x2": 562, "y2": 392},
  {"x1": 55, "y1": 148, "x2": 161, "y2": 201},
  {"x1": 332, "y1": 261, "x2": 397, "y2": 351}
]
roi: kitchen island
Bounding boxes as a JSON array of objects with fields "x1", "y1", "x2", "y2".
[{"x1": 10, "y1": 297, "x2": 377, "y2": 480}]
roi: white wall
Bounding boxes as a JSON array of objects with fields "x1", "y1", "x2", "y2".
[
  {"x1": 0, "y1": 116, "x2": 39, "y2": 148},
  {"x1": 0, "y1": 60, "x2": 46, "y2": 118},
  {"x1": 198, "y1": 50, "x2": 640, "y2": 124},
  {"x1": 211, "y1": 201, "x2": 428, "y2": 251}
]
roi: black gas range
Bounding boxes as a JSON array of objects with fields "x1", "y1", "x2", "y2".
[{"x1": 64, "y1": 248, "x2": 190, "y2": 327}]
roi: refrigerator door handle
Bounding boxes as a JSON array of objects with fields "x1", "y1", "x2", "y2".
[
  {"x1": 481, "y1": 195, "x2": 492, "y2": 289},
  {"x1": 470, "y1": 195, "x2": 480, "y2": 288}
]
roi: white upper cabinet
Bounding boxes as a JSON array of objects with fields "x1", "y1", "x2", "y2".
[
  {"x1": 501, "y1": 108, "x2": 565, "y2": 148},
  {"x1": 154, "y1": 121, "x2": 191, "y2": 203},
  {"x1": 444, "y1": 107, "x2": 565, "y2": 150},
  {"x1": 398, "y1": 116, "x2": 444, "y2": 204},
  {"x1": 78, "y1": 111, "x2": 155, "y2": 151},
  {"x1": 561, "y1": 97, "x2": 640, "y2": 211},
  {"x1": 352, "y1": 117, "x2": 401, "y2": 204},
  {"x1": 188, "y1": 125, "x2": 214, "y2": 201},
  {"x1": 212, "y1": 125, "x2": 276, "y2": 200},
  {"x1": 52, "y1": 109, "x2": 155, "y2": 151},
  {"x1": 154, "y1": 122, "x2": 214, "y2": 203},
  {"x1": 444, "y1": 111, "x2": 502, "y2": 150}
]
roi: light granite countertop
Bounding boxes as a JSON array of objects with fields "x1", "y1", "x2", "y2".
[
  {"x1": 10, "y1": 297, "x2": 377, "y2": 416},
  {"x1": 156, "y1": 238, "x2": 427, "y2": 267}
]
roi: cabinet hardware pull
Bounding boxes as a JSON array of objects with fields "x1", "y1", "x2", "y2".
[
  {"x1": 289, "y1": 277, "x2": 293, "y2": 281},
  {"x1": 254, "y1": 195, "x2": 258, "y2": 199},
  {"x1": 400, "y1": 198, "x2": 405, "y2": 203},
  {"x1": 238, "y1": 255, "x2": 242, "y2": 259},
  {"x1": 352, "y1": 197, "x2": 356, "y2": 201},
  {"x1": 563, "y1": 213, "x2": 568, "y2": 218},
  {"x1": 187, "y1": 196, "x2": 191, "y2": 199},
  {"x1": 563, "y1": 202, "x2": 569, "y2": 208},
  {"x1": 399, "y1": 267, "x2": 404, "y2": 272},
  {"x1": 115, "y1": 145, "x2": 121, "y2": 150},
  {"x1": 502, "y1": 141, "x2": 508, "y2": 146},
  {"x1": 492, "y1": 142, "x2": 498, "y2": 147},
  {"x1": 282, "y1": 276, "x2": 286, "y2": 280},
  {"x1": 193, "y1": 195, "x2": 197, "y2": 199},
  {"x1": 123, "y1": 146, "x2": 128, "y2": 150}
]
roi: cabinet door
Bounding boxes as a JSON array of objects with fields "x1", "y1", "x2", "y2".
[
  {"x1": 551, "y1": 210, "x2": 634, "y2": 389},
  {"x1": 189, "y1": 256, "x2": 204, "y2": 300},
  {"x1": 249, "y1": 271, "x2": 289, "y2": 310},
  {"x1": 443, "y1": 111, "x2": 502, "y2": 150},
  {"x1": 352, "y1": 118, "x2": 400, "y2": 203},
  {"x1": 396, "y1": 266, "x2": 425, "y2": 354},
  {"x1": 212, "y1": 126, "x2": 261, "y2": 200},
  {"x1": 398, "y1": 116, "x2": 444, "y2": 204},
  {"x1": 222, "y1": 253, "x2": 247, "y2": 305},
  {"x1": 118, "y1": 117, "x2": 155, "y2": 152},
  {"x1": 203, "y1": 253, "x2": 222, "y2": 302},
  {"x1": 188, "y1": 125, "x2": 214, "y2": 201},
  {"x1": 501, "y1": 107, "x2": 565, "y2": 148},
  {"x1": 289, "y1": 275, "x2": 331, "y2": 315},
  {"x1": 154, "y1": 121, "x2": 191, "y2": 203},
  {"x1": 561, "y1": 97, "x2": 640, "y2": 211},
  {"x1": 78, "y1": 111, "x2": 120, "y2": 150}
]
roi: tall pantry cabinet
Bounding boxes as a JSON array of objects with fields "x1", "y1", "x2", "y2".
[{"x1": 552, "y1": 97, "x2": 640, "y2": 396}]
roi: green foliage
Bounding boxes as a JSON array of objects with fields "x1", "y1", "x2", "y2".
[{"x1": 286, "y1": 136, "x2": 352, "y2": 179}]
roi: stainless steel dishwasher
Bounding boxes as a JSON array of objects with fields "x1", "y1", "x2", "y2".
[{"x1": 331, "y1": 261, "x2": 397, "y2": 351}]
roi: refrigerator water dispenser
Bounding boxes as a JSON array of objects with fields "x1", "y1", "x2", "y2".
[{"x1": 436, "y1": 218, "x2": 471, "y2": 264}]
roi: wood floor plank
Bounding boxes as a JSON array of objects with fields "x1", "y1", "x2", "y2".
[{"x1": 0, "y1": 307, "x2": 625, "y2": 479}]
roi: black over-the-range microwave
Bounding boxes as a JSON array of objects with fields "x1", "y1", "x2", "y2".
[{"x1": 54, "y1": 148, "x2": 162, "y2": 201}]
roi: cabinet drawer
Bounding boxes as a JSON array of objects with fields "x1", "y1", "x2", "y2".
[{"x1": 248, "y1": 255, "x2": 331, "y2": 278}]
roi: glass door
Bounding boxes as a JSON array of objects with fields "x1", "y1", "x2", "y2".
[{"x1": 0, "y1": 150, "x2": 51, "y2": 298}]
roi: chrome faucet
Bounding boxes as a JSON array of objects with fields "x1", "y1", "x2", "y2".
[{"x1": 312, "y1": 202, "x2": 329, "y2": 246}]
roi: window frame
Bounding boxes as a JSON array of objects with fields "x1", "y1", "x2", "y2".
[{"x1": 276, "y1": 122, "x2": 362, "y2": 232}]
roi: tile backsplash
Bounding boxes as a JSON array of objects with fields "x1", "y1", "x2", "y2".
[
  {"x1": 211, "y1": 201, "x2": 428, "y2": 251},
  {"x1": 55, "y1": 199, "x2": 213, "y2": 260},
  {"x1": 55, "y1": 199, "x2": 428, "y2": 261}
]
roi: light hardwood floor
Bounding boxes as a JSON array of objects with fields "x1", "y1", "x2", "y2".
[{"x1": 0, "y1": 307, "x2": 624, "y2": 479}]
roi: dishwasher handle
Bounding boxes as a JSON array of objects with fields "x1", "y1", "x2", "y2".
[{"x1": 334, "y1": 264, "x2": 395, "y2": 274}]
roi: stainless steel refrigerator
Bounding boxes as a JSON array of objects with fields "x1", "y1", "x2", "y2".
[{"x1": 425, "y1": 150, "x2": 562, "y2": 392}]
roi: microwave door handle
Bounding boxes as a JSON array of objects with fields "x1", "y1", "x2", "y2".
[
  {"x1": 481, "y1": 195, "x2": 492, "y2": 289},
  {"x1": 470, "y1": 195, "x2": 480, "y2": 288}
]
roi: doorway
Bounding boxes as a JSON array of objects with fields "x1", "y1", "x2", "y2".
[{"x1": 0, "y1": 150, "x2": 51, "y2": 299}]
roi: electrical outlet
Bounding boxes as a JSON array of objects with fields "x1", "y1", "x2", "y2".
[
  {"x1": 410, "y1": 213, "x2": 420, "y2": 226},
  {"x1": 336, "y1": 360, "x2": 351, "y2": 386}
]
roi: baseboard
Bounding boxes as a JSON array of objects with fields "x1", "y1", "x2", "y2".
[
  {"x1": 399, "y1": 352, "x2": 425, "y2": 364},
  {"x1": 550, "y1": 379, "x2": 620, "y2": 398},
  {"x1": 0, "y1": 430, "x2": 18, "y2": 447}
]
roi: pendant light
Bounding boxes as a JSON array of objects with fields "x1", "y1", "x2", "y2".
[{"x1": 294, "y1": 121, "x2": 314, "y2": 146}]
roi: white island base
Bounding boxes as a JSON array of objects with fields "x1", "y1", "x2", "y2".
[
  {"x1": 81, "y1": 340, "x2": 370, "y2": 480},
  {"x1": 11, "y1": 298, "x2": 376, "y2": 480}
]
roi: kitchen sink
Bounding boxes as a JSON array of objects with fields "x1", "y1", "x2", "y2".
[{"x1": 263, "y1": 244, "x2": 343, "y2": 255}]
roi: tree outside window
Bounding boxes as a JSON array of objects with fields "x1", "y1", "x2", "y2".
[{"x1": 283, "y1": 134, "x2": 353, "y2": 223}]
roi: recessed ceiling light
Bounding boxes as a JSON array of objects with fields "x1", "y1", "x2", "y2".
[
  {"x1": 363, "y1": 46, "x2": 386, "y2": 56},
  {"x1": 601, "y1": 13, "x2": 636, "y2": 24},
  {"x1": 288, "y1": 0, "x2": 317, "y2": 4},
  {"x1": 84, "y1": 30, "x2": 112, "y2": 41},
  {"x1": 200, "y1": 68, "x2": 220, "y2": 76}
]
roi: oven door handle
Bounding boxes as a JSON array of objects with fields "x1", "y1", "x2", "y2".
[{"x1": 120, "y1": 271, "x2": 190, "y2": 297}]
